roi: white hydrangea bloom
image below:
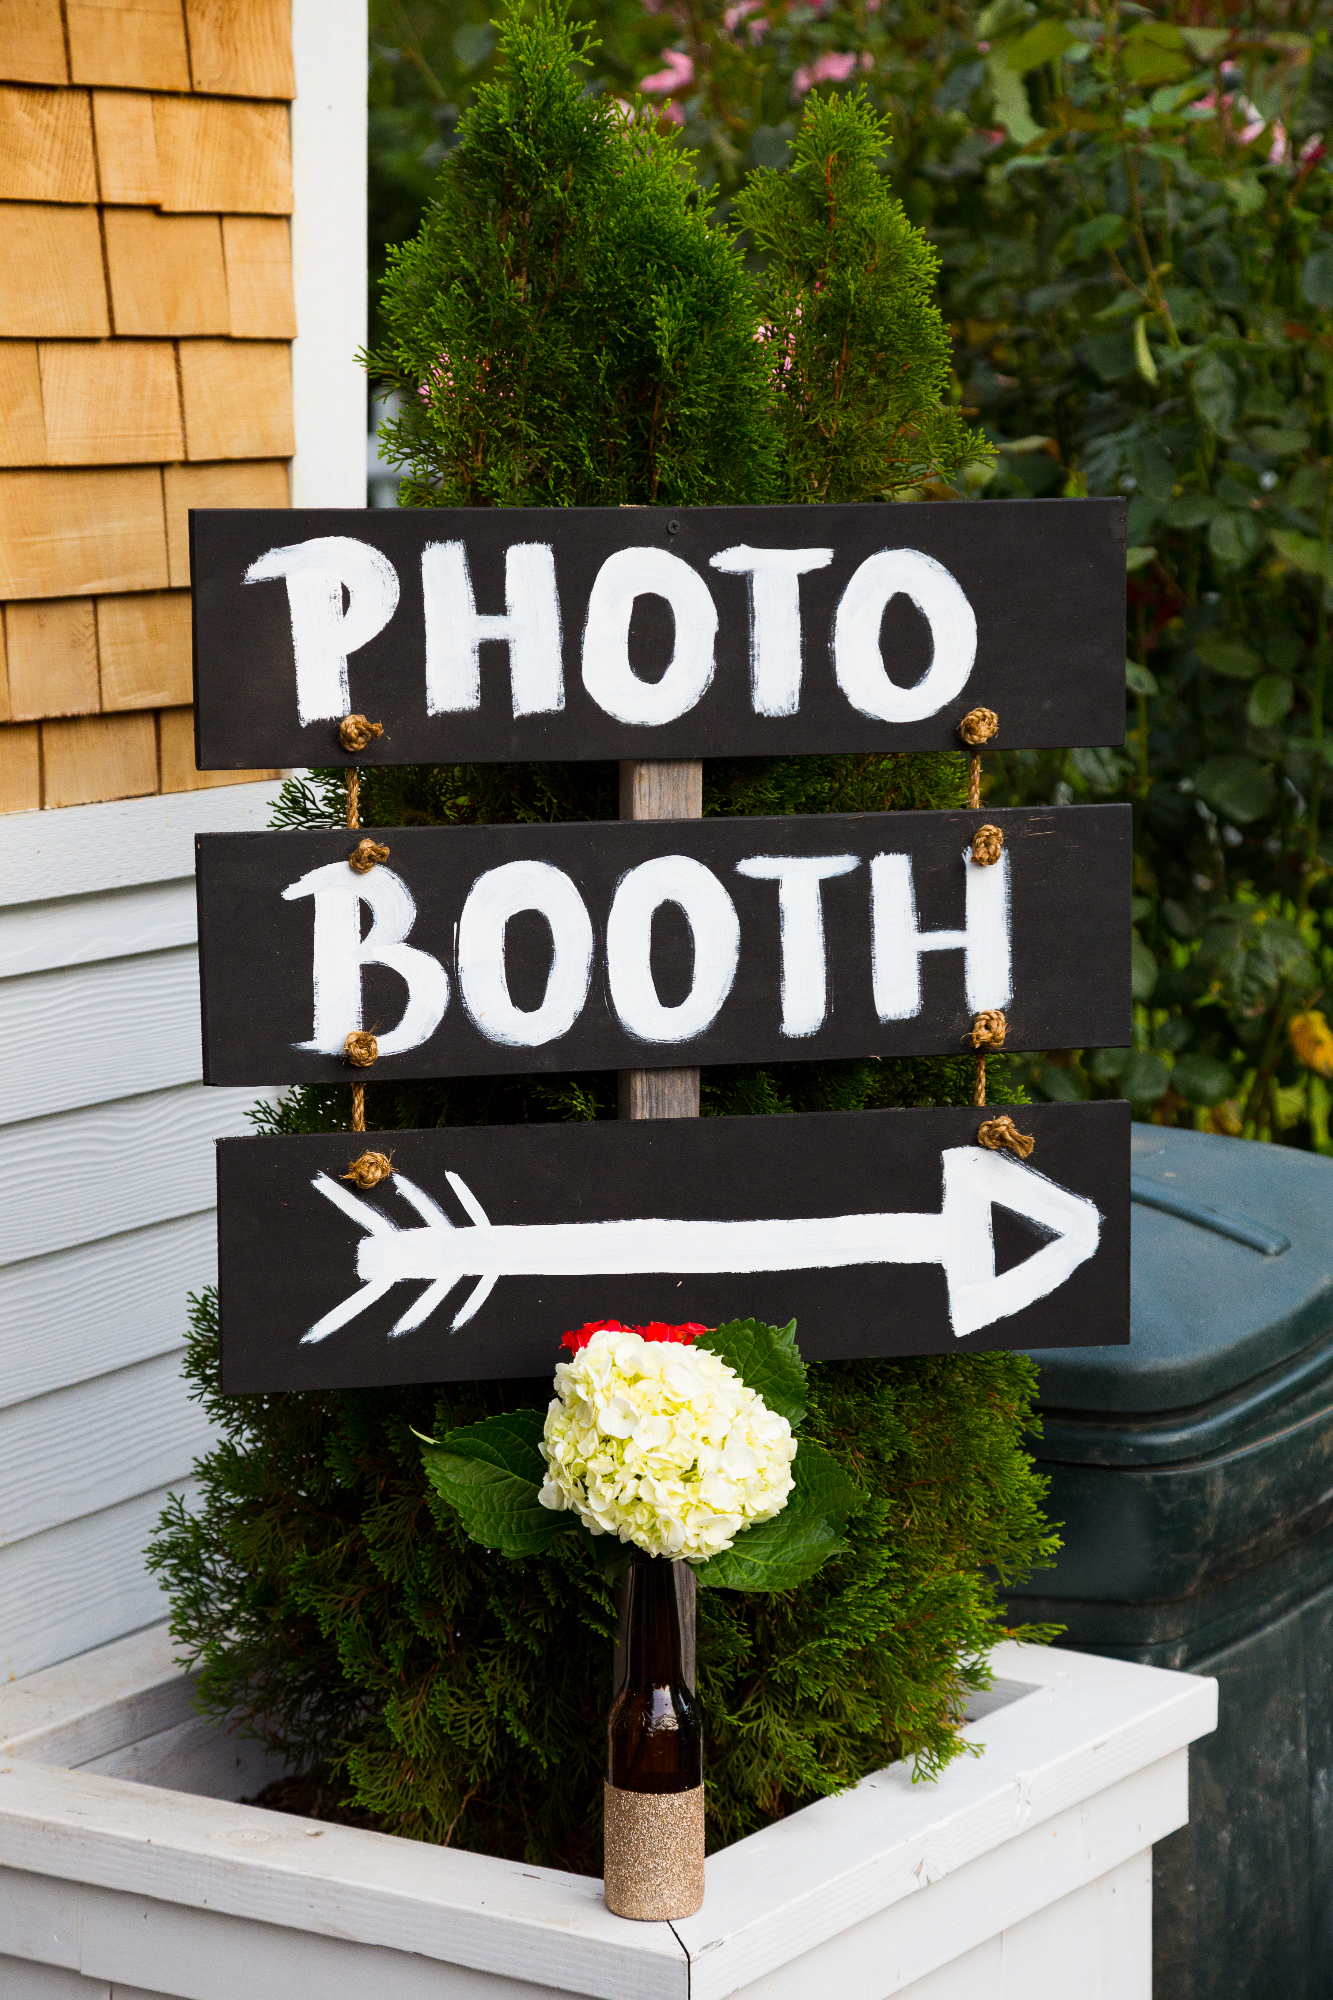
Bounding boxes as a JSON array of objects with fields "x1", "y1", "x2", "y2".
[{"x1": 537, "y1": 1329, "x2": 797, "y2": 1560}]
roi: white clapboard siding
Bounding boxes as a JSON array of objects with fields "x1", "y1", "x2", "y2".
[
  {"x1": 0, "y1": 783, "x2": 285, "y2": 1678},
  {"x1": 5, "y1": 787, "x2": 285, "y2": 905},
  {"x1": 0, "y1": 1084, "x2": 262, "y2": 1270},
  {"x1": 0, "y1": 880, "x2": 197, "y2": 981},
  {"x1": 0, "y1": 1217, "x2": 216, "y2": 1413},
  {"x1": 0, "y1": 951, "x2": 203, "y2": 1127},
  {"x1": 0, "y1": 1483, "x2": 198, "y2": 1682},
  {"x1": 0, "y1": 1354, "x2": 216, "y2": 1548}
]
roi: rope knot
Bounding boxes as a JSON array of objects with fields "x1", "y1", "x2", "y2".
[
  {"x1": 970, "y1": 823, "x2": 1004, "y2": 868},
  {"x1": 958, "y1": 707, "x2": 998, "y2": 748},
  {"x1": 343, "y1": 1150, "x2": 393, "y2": 1189},
  {"x1": 339, "y1": 713, "x2": 384, "y2": 753},
  {"x1": 969, "y1": 1009, "x2": 1007, "y2": 1050},
  {"x1": 343, "y1": 1030, "x2": 379, "y2": 1068},
  {"x1": 349, "y1": 837, "x2": 391, "y2": 875},
  {"x1": 977, "y1": 1115, "x2": 1035, "y2": 1161}
]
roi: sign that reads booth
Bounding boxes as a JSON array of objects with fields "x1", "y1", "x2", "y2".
[
  {"x1": 195, "y1": 806, "x2": 1130, "y2": 1085},
  {"x1": 190, "y1": 499, "x2": 1127, "y2": 769},
  {"x1": 215, "y1": 1103, "x2": 1131, "y2": 1391}
]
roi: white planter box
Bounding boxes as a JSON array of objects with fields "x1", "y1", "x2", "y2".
[{"x1": 0, "y1": 1626, "x2": 1214, "y2": 2000}]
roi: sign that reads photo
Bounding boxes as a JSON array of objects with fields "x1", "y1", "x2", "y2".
[
  {"x1": 215, "y1": 1103, "x2": 1131, "y2": 1391},
  {"x1": 195, "y1": 806, "x2": 1131, "y2": 1085},
  {"x1": 190, "y1": 498, "x2": 1127, "y2": 768}
]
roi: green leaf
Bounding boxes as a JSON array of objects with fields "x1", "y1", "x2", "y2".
[
  {"x1": 1247, "y1": 674, "x2": 1294, "y2": 729},
  {"x1": 1181, "y1": 26, "x2": 1229, "y2": 60},
  {"x1": 1170, "y1": 1053, "x2": 1233, "y2": 1106},
  {"x1": 1004, "y1": 19, "x2": 1075, "y2": 73},
  {"x1": 695, "y1": 1319, "x2": 807, "y2": 1426},
  {"x1": 693, "y1": 1438, "x2": 865, "y2": 1593},
  {"x1": 1120, "y1": 1049, "x2": 1170, "y2": 1103},
  {"x1": 1270, "y1": 528, "x2": 1333, "y2": 585},
  {"x1": 1195, "y1": 754, "x2": 1277, "y2": 825},
  {"x1": 987, "y1": 54, "x2": 1040, "y2": 144},
  {"x1": 1192, "y1": 351, "x2": 1237, "y2": 437},
  {"x1": 1208, "y1": 509, "x2": 1263, "y2": 570},
  {"x1": 1195, "y1": 633, "x2": 1263, "y2": 680},
  {"x1": 420, "y1": 1409, "x2": 577, "y2": 1560},
  {"x1": 1126, "y1": 659, "x2": 1159, "y2": 695},
  {"x1": 1166, "y1": 494, "x2": 1224, "y2": 528},
  {"x1": 1125, "y1": 545, "x2": 1157, "y2": 572},
  {"x1": 1131, "y1": 932, "x2": 1159, "y2": 1001},
  {"x1": 1302, "y1": 247, "x2": 1333, "y2": 311},
  {"x1": 1133, "y1": 316, "x2": 1159, "y2": 387},
  {"x1": 452, "y1": 21, "x2": 496, "y2": 72},
  {"x1": 1122, "y1": 23, "x2": 1189, "y2": 84},
  {"x1": 1071, "y1": 212, "x2": 1128, "y2": 259}
]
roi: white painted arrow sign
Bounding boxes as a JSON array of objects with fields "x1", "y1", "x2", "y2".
[{"x1": 304, "y1": 1146, "x2": 1102, "y2": 1347}]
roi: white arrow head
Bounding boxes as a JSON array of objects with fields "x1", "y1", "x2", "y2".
[{"x1": 938, "y1": 1146, "x2": 1102, "y2": 1338}]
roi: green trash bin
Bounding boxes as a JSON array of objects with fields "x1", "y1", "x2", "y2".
[{"x1": 1009, "y1": 1123, "x2": 1333, "y2": 1999}]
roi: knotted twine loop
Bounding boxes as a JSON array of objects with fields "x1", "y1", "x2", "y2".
[
  {"x1": 344, "y1": 770, "x2": 366, "y2": 1127},
  {"x1": 344, "y1": 1030, "x2": 379, "y2": 1069},
  {"x1": 343, "y1": 1150, "x2": 393, "y2": 1190},
  {"x1": 959, "y1": 707, "x2": 998, "y2": 811},
  {"x1": 977, "y1": 1114, "x2": 1035, "y2": 1161},
  {"x1": 339, "y1": 713, "x2": 384, "y2": 754},
  {"x1": 349, "y1": 837, "x2": 390, "y2": 874},
  {"x1": 971, "y1": 823, "x2": 1004, "y2": 868},
  {"x1": 969, "y1": 1009, "x2": 1007, "y2": 1108}
]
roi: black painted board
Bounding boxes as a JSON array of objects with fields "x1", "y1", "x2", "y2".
[
  {"x1": 196, "y1": 805, "x2": 1131, "y2": 1084},
  {"x1": 216, "y1": 1101, "x2": 1131, "y2": 1390},
  {"x1": 190, "y1": 498, "x2": 1127, "y2": 768}
]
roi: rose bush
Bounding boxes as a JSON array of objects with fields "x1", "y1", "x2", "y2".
[{"x1": 538, "y1": 1326, "x2": 797, "y2": 1559}]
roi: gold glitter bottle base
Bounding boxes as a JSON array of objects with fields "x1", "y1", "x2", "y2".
[{"x1": 603, "y1": 1782, "x2": 705, "y2": 1920}]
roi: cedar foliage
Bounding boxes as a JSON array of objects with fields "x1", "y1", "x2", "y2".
[{"x1": 148, "y1": 4, "x2": 1055, "y2": 1867}]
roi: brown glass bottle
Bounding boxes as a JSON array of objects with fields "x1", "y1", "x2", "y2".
[{"x1": 607, "y1": 1552, "x2": 702, "y2": 1793}]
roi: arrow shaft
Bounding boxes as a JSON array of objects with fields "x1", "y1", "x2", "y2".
[{"x1": 358, "y1": 1210, "x2": 945, "y2": 1285}]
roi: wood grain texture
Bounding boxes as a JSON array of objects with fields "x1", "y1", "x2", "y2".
[
  {"x1": 80, "y1": 1712, "x2": 289, "y2": 1801},
  {"x1": 97, "y1": 592, "x2": 192, "y2": 710},
  {"x1": 0, "y1": 723, "x2": 40, "y2": 812},
  {"x1": 158, "y1": 705, "x2": 275, "y2": 793},
  {"x1": 0, "y1": 1213, "x2": 214, "y2": 1411},
  {"x1": 154, "y1": 95, "x2": 292, "y2": 214},
  {"x1": 66, "y1": 0, "x2": 191, "y2": 92},
  {"x1": 0, "y1": 206, "x2": 108, "y2": 338},
  {"x1": 0, "y1": 1623, "x2": 190, "y2": 1763},
  {"x1": 186, "y1": 0, "x2": 295, "y2": 99},
  {"x1": 0, "y1": 3, "x2": 69, "y2": 85},
  {"x1": 0, "y1": 1954, "x2": 109, "y2": 1997},
  {"x1": 619, "y1": 756, "x2": 702, "y2": 1126},
  {"x1": 163, "y1": 459, "x2": 288, "y2": 586},
  {"x1": 0, "y1": 600, "x2": 8, "y2": 718},
  {"x1": 221, "y1": 216, "x2": 295, "y2": 337},
  {"x1": 103, "y1": 211, "x2": 228, "y2": 337},
  {"x1": 0, "y1": 772, "x2": 279, "y2": 899},
  {"x1": 0, "y1": 85, "x2": 98, "y2": 202},
  {"x1": 0, "y1": 946, "x2": 202, "y2": 1126},
  {"x1": 0, "y1": 340, "x2": 47, "y2": 464},
  {"x1": 0, "y1": 1081, "x2": 257, "y2": 1268},
  {"x1": 5, "y1": 598, "x2": 100, "y2": 720},
  {"x1": 178, "y1": 341, "x2": 293, "y2": 460},
  {"x1": 0, "y1": 880, "x2": 197, "y2": 978},
  {"x1": 91, "y1": 90, "x2": 159, "y2": 204},
  {"x1": 0, "y1": 467, "x2": 168, "y2": 599},
  {"x1": 42, "y1": 712, "x2": 157, "y2": 809},
  {"x1": 0, "y1": 1480, "x2": 194, "y2": 1677},
  {"x1": 38, "y1": 341, "x2": 184, "y2": 465},
  {"x1": 0, "y1": 1352, "x2": 215, "y2": 1547}
]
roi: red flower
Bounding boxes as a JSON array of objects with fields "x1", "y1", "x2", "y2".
[{"x1": 559, "y1": 1319, "x2": 708, "y2": 1354}]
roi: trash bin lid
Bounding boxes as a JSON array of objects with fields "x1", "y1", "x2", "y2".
[{"x1": 1028, "y1": 1125, "x2": 1333, "y2": 1415}]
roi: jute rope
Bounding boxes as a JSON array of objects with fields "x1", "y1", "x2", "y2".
[
  {"x1": 344, "y1": 747, "x2": 373, "y2": 1132},
  {"x1": 971, "y1": 823, "x2": 1003, "y2": 868},
  {"x1": 969, "y1": 1008, "x2": 1007, "y2": 1108},
  {"x1": 349, "y1": 836, "x2": 390, "y2": 874},
  {"x1": 343, "y1": 1150, "x2": 394, "y2": 1189},
  {"x1": 977, "y1": 1114, "x2": 1035, "y2": 1160},
  {"x1": 959, "y1": 706, "x2": 998, "y2": 811}
]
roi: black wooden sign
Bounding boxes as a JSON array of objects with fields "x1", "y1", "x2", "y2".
[
  {"x1": 190, "y1": 498, "x2": 1126, "y2": 769},
  {"x1": 196, "y1": 805, "x2": 1130, "y2": 1084},
  {"x1": 215, "y1": 1101, "x2": 1130, "y2": 1390}
]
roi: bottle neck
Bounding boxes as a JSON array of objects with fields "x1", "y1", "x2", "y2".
[{"x1": 624, "y1": 1552, "x2": 686, "y2": 1688}]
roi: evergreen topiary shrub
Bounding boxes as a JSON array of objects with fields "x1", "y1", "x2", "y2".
[{"x1": 148, "y1": 4, "x2": 1057, "y2": 1867}]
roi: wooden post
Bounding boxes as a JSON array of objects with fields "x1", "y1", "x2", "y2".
[{"x1": 617, "y1": 755, "x2": 701, "y2": 1687}]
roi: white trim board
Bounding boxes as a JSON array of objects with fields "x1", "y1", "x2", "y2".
[
  {"x1": 290, "y1": 0, "x2": 369, "y2": 508},
  {"x1": 0, "y1": 786, "x2": 286, "y2": 907}
]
